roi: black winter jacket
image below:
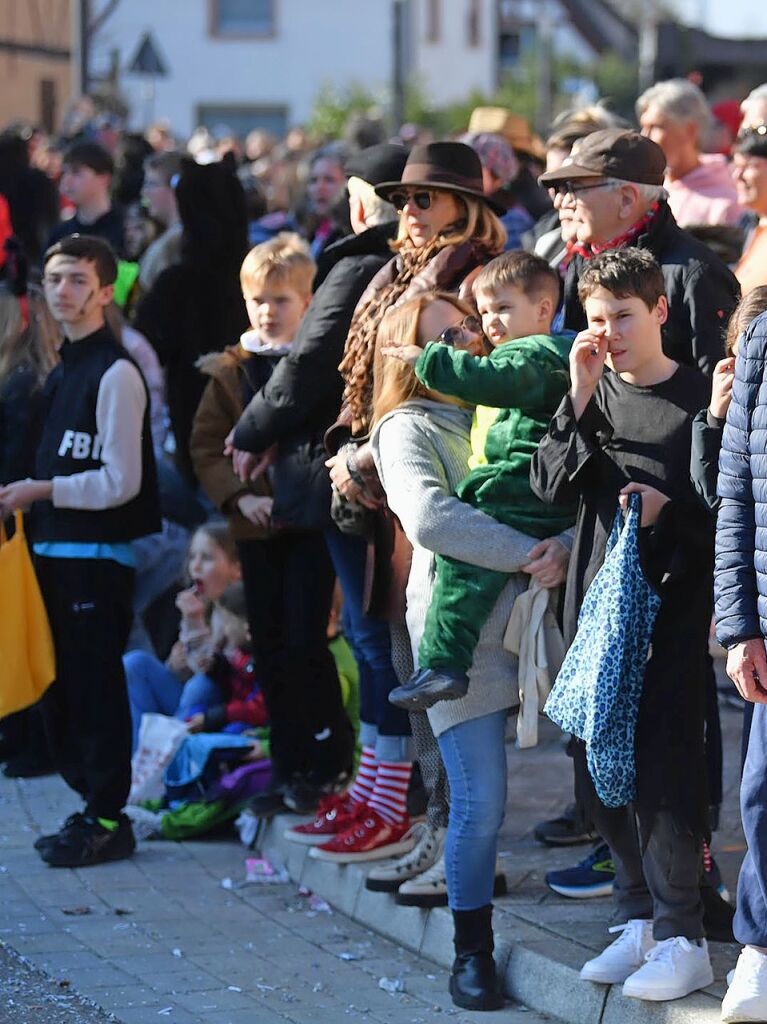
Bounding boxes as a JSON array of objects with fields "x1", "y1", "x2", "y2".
[
  {"x1": 715, "y1": 310, "x2": 767, "y2": 648},
  {"x1": 0, "y1": 366, "x2": 46, "y2": 485},
  {"x1": 564, "y1": 200, "x2": 740, "y2": 377},
  {"x1": 232, "y1": 223, "x2": 397, "y2": 453}
]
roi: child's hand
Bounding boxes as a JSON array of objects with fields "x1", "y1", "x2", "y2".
[
  {"x1": 185, "y1": 713, "x2": 205, "y2": 733},
  {"x1": 176, "y1": 587, "x2": 206, "y2": 620},
  {"x1": 709, "y1": 357, "x2": 736, "y2": 420},
  {"x1": 619, "y1": 483, "x2": 670, "y2": 526},
  {"x1": 167, "y1": 640, "x2": 188, "y2": 674},
  {"x1": 570, "y1": 330, "x2": 607, "y2": 393},
  {"x1": 380, "y1": 344, "x2": 422, "y2": 366},
  {"x1": 237, "y1": 494, "x2": 273, "y2": 528}
]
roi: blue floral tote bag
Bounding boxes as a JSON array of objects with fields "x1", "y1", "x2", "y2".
[{"x1": 545, "y1": 493, "x2": 661, "y2": 808}]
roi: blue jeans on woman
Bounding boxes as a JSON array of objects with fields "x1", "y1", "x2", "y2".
[
  {"x1": 123, "y1": 649, "x2": 223, "y2": 752},
  {"x1": 324, "y1": 527, "x2": 411, "y2": 747},
  {"x1": 437, "y1": 709, "x2": 508, "y2": 911}
]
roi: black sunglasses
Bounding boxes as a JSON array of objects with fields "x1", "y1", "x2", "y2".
[
  {"x1": 551, "y1": 179, "x2": 611, "y2": 197},
  {"x1": 431, "y1": 315, "x2": 482, "y2": 347},
  {"x1": 389, "y1": 189, "x2": 435, "y2": 212}
]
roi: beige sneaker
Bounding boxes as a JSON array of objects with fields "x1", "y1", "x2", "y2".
[
  {"x1": 364, "y1": 823, "x2": 445, "y2": 892},
  {"x1": 396, "y1": 853, "x2": 508, "y2": 908}
]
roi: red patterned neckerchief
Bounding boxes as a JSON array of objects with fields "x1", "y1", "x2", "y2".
[{"x1": 565, "y1": 201, "x2": 661, "y2": 263}]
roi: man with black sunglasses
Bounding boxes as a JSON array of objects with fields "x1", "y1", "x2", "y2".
[{"x1": 540, "y1": 129, "x2": 740, "y2": 378}]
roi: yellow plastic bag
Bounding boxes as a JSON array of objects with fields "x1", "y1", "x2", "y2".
[{"x1": 0, "y1": 512, "x2": 55, "y2": 716}]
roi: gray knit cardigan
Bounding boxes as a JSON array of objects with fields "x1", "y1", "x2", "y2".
[{"x1": 370, "y1": 398, "x2": 540, "y2": 737}]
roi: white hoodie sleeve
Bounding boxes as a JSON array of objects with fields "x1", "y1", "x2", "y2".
[{"x1": 51, "y1": 360, "x2": 147, "y2": 510}]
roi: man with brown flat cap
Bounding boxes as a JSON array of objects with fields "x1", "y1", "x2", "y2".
[{"x1": 540, "y1": 129, "x2": 740, "y2": 377}]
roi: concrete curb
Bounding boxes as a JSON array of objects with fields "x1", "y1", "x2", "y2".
[{"x1": 256, "y1": 812, "x2": 724, "y2": 1024}]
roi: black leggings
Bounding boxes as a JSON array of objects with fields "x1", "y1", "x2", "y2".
[{"x1": 238, "y1": 533, "x2": 353, "y2": 783}]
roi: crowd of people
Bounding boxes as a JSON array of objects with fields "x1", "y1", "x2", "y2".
[{"x1": 2, "y1": 77, "x2": 767, "y2": 1019}]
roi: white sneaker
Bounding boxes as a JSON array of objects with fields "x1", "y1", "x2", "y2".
[
  {"x1": 364, "y1": 824, "x2": 445, "y2": 892},
  {"x1": 623, "y1": 936, "x2": 714, "y2": 1001},
  {"x1": 580, "y1": 919, "x2": 656, "y2": 984},
  {"x1": 721, "y1": 947, "x2": 767, "y2": 1022}
]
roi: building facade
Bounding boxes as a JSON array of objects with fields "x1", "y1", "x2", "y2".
[
  {"x1": 90, "y1": 0, "x2": 498, "y2": 137},
  {"x1": 0, "y1": 0, "x2": 71, "y2": 131}
]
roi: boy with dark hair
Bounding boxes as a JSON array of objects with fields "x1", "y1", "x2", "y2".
[
  {"x1": 47, "y1": 142, "x2": 125, "y2": 256},
  {"x1": 0, "y1": 234, "x2": 160, "y2": 867},
  {"x1": 531, "y1": 247, "x2": 715, "y2": 1002},
  {"x1": 385, "y1": 250, "x2": 576, "y2": 709}
]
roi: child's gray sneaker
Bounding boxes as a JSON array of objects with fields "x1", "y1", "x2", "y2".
[{"x1": 365, "y1": 823, "x2": 445, "y2": 892}]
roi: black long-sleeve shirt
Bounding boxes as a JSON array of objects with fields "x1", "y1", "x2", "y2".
[{"x1": 530, "y1": 365, "x2": 714, "y2": 831}]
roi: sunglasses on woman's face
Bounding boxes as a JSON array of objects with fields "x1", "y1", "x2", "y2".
[
  {"x1": 432, "y1": 315, "x2": 483, "y2": 347},
  {"x1": 389, "y1": 189, "x2": 436, "y2": 212}
]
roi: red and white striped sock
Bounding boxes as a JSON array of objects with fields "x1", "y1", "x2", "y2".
[
  {"x1": 368, "y1": 761, "x2": 412, "y2": 825},
  {"x1": 346, "y1": 745, "x2": 377, "y2": 805}
]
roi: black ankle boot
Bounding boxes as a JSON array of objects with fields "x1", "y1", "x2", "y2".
[{"x1": 449, "y1": 905, "x2": 504, "y2": 1010}]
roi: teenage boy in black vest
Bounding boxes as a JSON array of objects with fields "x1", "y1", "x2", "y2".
[{"x1": 0, "y1": 234, "x2": 159, "y2": 867}]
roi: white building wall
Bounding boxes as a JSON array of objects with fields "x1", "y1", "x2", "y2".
[
  {"x1": 91, "y1": 0, "x2": 394, "y2": 136},
  {"x1": 411, "y1": 0, "x2": 497, "y2": 104}
]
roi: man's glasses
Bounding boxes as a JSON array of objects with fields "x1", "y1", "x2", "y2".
[
  {"x1": 389, "y1": 189, "x2": 436, "y2": 212},
  {"x1": 551, "y1": 179, "x2": 612, "y2": 198},
  {"x1": 431, "y1": 315, "x2": 482, "y2": 347}
]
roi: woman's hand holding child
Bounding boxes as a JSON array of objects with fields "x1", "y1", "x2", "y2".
[
  {"x1": 522, "y1": 537, "x2": 570, "y2": 588},
  {"x1": 381, "y1": 344, "x2": 422, "y2": 366}
]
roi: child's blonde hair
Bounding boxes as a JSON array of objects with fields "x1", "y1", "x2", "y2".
[
  {"x1": 239, "y1": 232, "x2": 315, "y2": 299},
  {"x1": 371, "y1": 290, "x2": 476, "y2": 427}
]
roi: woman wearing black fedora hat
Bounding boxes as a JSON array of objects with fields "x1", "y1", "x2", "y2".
[{"x1": 322, "y1": 142, "x2": 507, "y2": 1004}]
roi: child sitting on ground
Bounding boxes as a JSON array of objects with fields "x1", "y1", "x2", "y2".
[
  {"x1": 532, "y1": 247, "x2": 715, "y2": 1004},
  {"x1": 183, "y1": 580, "x2": 267, "y2": 737},
  {"x1": 385, "y1": 251, "x2": 576, "y2": 710},
  {"x1": 123, "y1": 520, "x2": 242, "y2": 750}
]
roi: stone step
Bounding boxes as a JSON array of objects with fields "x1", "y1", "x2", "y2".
[{"x1": 256, "y1": 811, "x2": 726, "y2": 1024}]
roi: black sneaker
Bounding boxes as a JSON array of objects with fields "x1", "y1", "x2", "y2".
[
  {"x1": 388, "y1": 668, "x2": 469, "y2": 711},
  {"x1": 3, "y1": 752, "x2": 55, "y2": 778},
  {"x1": 41, "y1": 815, "x2": 135, "y2": 868},
  {"x1": 248, "y1": 783, "x2": 290, "y2": 818},
  {"x1": 34, "y1": 813, "x2": 87, "y2": 854},
  {"x1": 533, "y1": 803, "x2": 598, "y2": 847},
  {"x1": 283, "y1": 767, "x2": 352, "y2": 814}
]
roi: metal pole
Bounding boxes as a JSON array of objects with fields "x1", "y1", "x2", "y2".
[
  {"x1": 71, "y1": 0, "x2": 89, "y2": 96},
  {"x1": 81, "y1": 0, "x2": 90, "y2": 96},
  {"x1": 638, "y1": 3, "x2": 658, "y2": 94},
  {"x1": 536, "y1": 0, "x2": 552, "y2": 135},
  {"x1": 392, "y1": 0, "x2": 406, "y2": 133}
]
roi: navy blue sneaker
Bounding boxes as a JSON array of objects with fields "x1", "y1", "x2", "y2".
[{"x1": 545, "y1": 842, "x2": 615, "y2": 898}]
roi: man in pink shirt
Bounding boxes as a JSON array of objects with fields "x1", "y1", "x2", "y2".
[{"x1": 638, "y1": 79, "x2": 743, "y2": 229}]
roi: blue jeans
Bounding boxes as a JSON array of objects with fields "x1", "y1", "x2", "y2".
[
  {"x1": 123, "y1": 650, "x2": 222, "y2": 752},
  {"x1": 438, "y1": 709, "x2": 508, "y2": 911},
  {"x1": 735, "y1": 700, "x2": 767, "y2": 946},
  {"x1": 324, "y1": 527, "x2": 410, "y2": 739}
]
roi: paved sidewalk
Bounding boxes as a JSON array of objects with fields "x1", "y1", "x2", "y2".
[
  {"x1": 0, "y1": 770, "x2": 545, "y2": 1024},
  {"x1": 0, "y1": 659, "x2": 745, "y2": 1024}
]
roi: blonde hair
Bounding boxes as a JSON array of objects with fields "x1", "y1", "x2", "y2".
[
  {"x1": 348, "y1": 176, "x2": 396, "y2": 228},
  {"x1": 393, "y1": 194, "x2": 507, "y2": 254},
  {"x1": 371, "y1": 290, "x2": 475, "y2": 427},
  {"x1": 239, "y1": 232, "x2": 316, "y2": 299},
  {"x1": 0, "y1": 285, "x2": 59, "y2": 391}
]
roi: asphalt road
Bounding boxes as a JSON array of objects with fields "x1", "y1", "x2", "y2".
[{"x1": 0, "y1": 943, "x2": 114, "y2": 1024}]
